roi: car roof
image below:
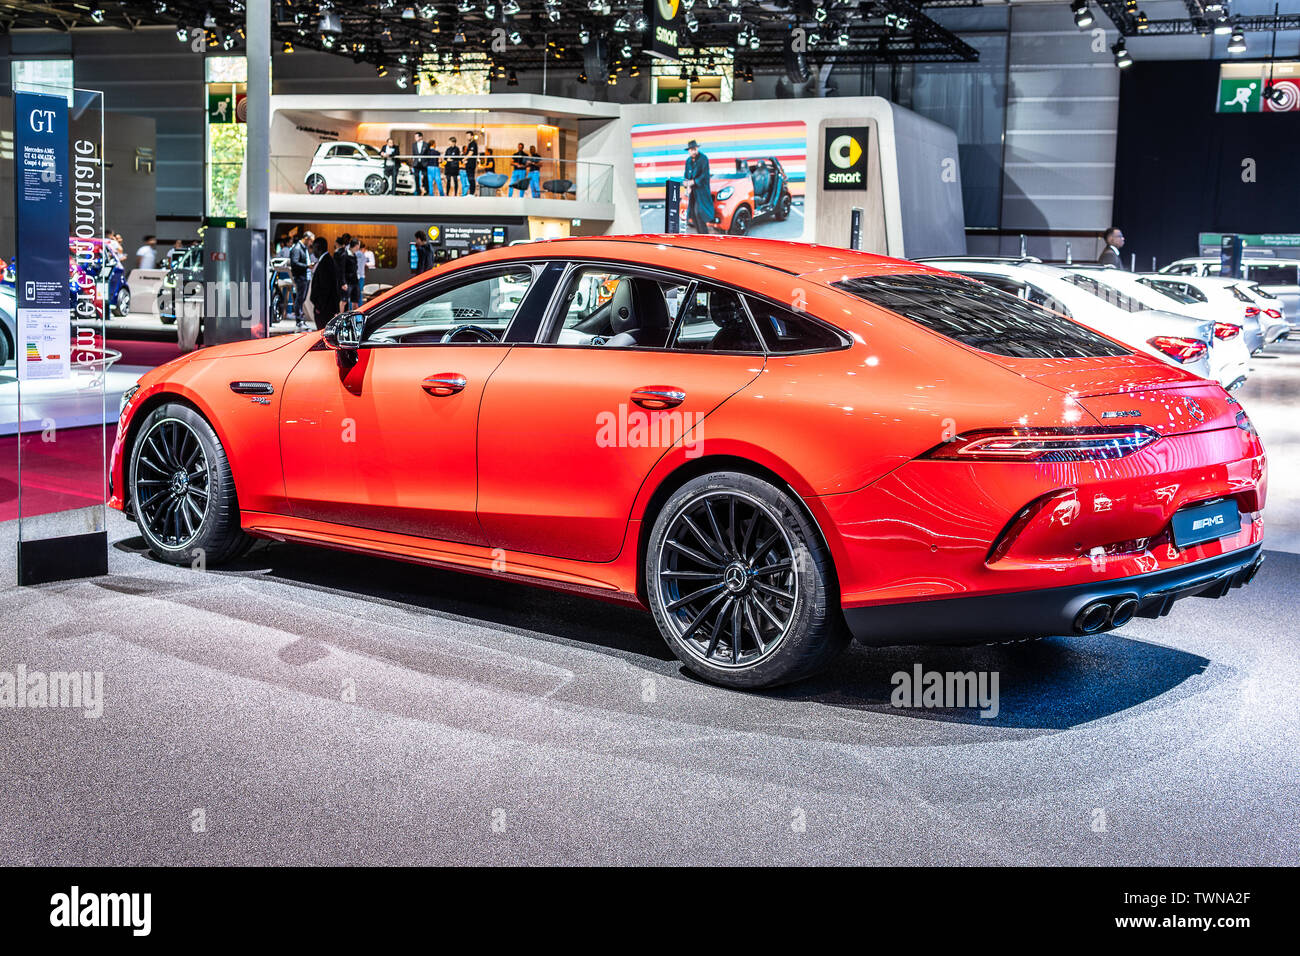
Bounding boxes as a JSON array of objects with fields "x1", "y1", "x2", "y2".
[{"x1": 494, "y1": 235, "x2": 930, "y2": 278}]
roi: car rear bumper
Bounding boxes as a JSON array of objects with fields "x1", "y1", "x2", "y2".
[{"x1": 845, "y1": 544, "x2": 1263, "y2": 646}]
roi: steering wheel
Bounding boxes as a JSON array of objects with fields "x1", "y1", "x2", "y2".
[{"x1": 439, "y1": 324, "x2": 500, "y2": 344}]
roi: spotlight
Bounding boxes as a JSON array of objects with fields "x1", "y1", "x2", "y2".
[
  {"x1": 1112, "y1": 40, "x2": 1132, "y2": 68},
  {"x1": 1264, "y1": 84, "x2": 1286, "y2": 106},
  {"x1": 154, "y1": 1, "x2": 168, "y2": 13},
  {"x1": 815, "y1": 6, "x2": 827, "y2": 22},
  {"x1": 222, "y1": 32, "x2": 236, "y2": 50},
  {"x1": 578, "y1": 27, "x2": 590, "y2": 44},
  {"x1": 749, "y1": 35, "x2": 759, "y2": 50},
  {"x1": 578, "y1": 70, "x2": 588, "y2": 83},
  {"x1": 1136, "y1": 12, "x2": 1149, "y2": 32},
  {"x1": 1227, "y1": 27, "x2": 1246, "y2": 53},
  {"x1": 1213, "y1": 15, "x2": 1231, "y2": 35},
  {"x1": 509, "y1": 30, "x2": 521, "y2": 44},
  {"x1": 1070, "y1": 1, "x2": 1093, "y2": 29},
  {"x1": 634, "y1": 14, "x2": 647, "y2": 31},
  {"x1": 621, "y1": 41, "x2": 633, "y2": 58},
  {"x1": 507, "y1": 70, "x2": 518, "y2": 86},
  {"x1": 837, "y1": 30, "x2": 849, "y2": 47},
  {"x1": 505, "y1": 0, "x2": 522, "y2": 13},
  {"x1": 376, "y1": 63, "x2": 389, "y2": 76},
  {"x1": 90, "y1": 6, "x2": 105, "y2": 23},
  {"x1": 175, "y1": 26, "x2": 188, "y2": 41},
  {"x1": 282, "y1": 40, "x2": 294, "y2": 53},
  {"x1": 614, "y1": 15, "x2": 630, "y2": 32},
  {"x1": 401, "y1": 5, "x2": 416, "y2": 18},
  {"x1": 686, "y1": 16, "x2": 698, "y2": 32}
]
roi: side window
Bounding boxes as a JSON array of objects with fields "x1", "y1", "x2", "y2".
[
  {"x1": 368, "y1": 269, "x2": 534, "y2": 345},
  {"x1": 1061, "y1": 274, "x2": 1145, "y2": 313},
  {"x1": 968, "y1": 274, "x2": 1070, "y2": 317},
  {"x1": 668, "y1": 285, "x2": 764, "y2": 353},
  {"x1": 747, "y1": 298, "x2": 845, "y2": 352},
  {"x1": 327, "y1": 145, "x2": 358, "y2": 160},
  {"x1": 551, "y1": 267, "x2": 686, "y2": 348}
]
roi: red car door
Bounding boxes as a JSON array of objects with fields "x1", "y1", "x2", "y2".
[
  {"x1": 279, "y1": 264, "x2": 541, "y2": 545},
  {"x1": 476, "y1": 268, "x2": 765, "y2": 562}
]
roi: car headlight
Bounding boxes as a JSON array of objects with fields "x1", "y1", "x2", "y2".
[
  {"x1": 119, "y1": 384, "x2": 139, "y2": 416},
  {"x1": 716, "y1": 186, "x2": 733, "y2": 200}
]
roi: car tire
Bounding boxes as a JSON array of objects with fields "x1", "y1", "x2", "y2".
[
  {"x1": 0, "y1": 325, "x2": 10, "y2": 367},
  {"x1": 305, "y1": 173, "x2": 327, "y2": 194},
  {"x1": 129, "y1": 402, "x2": 252, "y2": 567},
  {"x1": 160, "y1": 313, "x2": 177, "y2": 326},
  {"x1": 728, "y1": 206, "x2": 752, "y2": 235},
  {"x1": 647, "y1": 471, "x2": 850, "y2": 690},
  {"x1": 775, "y1": 193, "x2": 792, "y2": 221},
  {"x1": 114, "y1": 286, "x2": 130, "y2": 317},
  {"x1": 364, "y1": 174, "x2": 388, "y2": 196}
]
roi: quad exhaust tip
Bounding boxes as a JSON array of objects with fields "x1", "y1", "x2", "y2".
[
  {"x1": 1110, "y1": 597, "x2": 1139, "y2": 628},
  {"x1": 1075, "y1": 601, "x2": 1113, "y2": 635}
]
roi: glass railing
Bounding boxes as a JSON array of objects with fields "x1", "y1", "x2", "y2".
[{"x1": 270, "y1": 154, "x2": 614, "y2": 204}]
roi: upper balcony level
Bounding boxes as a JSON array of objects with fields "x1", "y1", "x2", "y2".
[{"x1": 268, "y1": 93, "x2": 622, "y2": 225}]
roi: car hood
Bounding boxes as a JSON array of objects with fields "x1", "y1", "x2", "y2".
[{"x1": 187, "y1": 333, "x2": 306, "y2": 362}]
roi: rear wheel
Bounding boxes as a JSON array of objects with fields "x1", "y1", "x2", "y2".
[
  {"x1": 113, "y1": 285, "x2": 130, "y2": 317},
  {"x1": 647, "y1": 472, "x2": 849, "y2": 689},
  {"x1": 775, "y1": 192, "x2": 792, "y2": 221},
  {"x1": 364, "y1": 174, "x2": 388, "y2": 196},
  {"x1": 129, "y1": 402, "x2": 251, "y2": 566}
]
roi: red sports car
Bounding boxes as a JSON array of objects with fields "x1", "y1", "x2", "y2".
[{"x1": 110, "y1": 236, "x2": 1266, "y2": 689}]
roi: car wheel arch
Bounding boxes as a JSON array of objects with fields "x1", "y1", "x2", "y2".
[
  {"x1": 120, "y1": 390, "x2": 229, "y2": 513},
  {"x1": 632, "y1": 452, "x2": 839, "y2": 607}
]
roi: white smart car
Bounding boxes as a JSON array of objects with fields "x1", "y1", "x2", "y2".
[
  {"x1": 303, "y1": 141, "x2": 415, "y2": 196},
  {"x1": 1161, "y1": 256, "x2": 1298, "y2": 328},
  {"x1": 919, "y1": 258, "x2": 1230, "y2": 388}
]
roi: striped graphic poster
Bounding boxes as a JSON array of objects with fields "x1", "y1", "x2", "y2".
[{"x1": 631, "y1": 120, "x2": 808, "y2": 239}]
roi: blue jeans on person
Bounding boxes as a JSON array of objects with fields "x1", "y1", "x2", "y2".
[
  {"x1": 352, "y1": 277, "x2": 364, "y2": 308},
  {"x1": 509, "y1": 172, "x2": 526, "y2": 197},
  {"x1": 529, "y1": 169, "x2": 541, "y2": 198},
  {"x1": 427, "y1": 167, "x2": 442, "y2": 195},
  {"x1": 459, "y1": 169, "x2": 470, "y2": 195}
]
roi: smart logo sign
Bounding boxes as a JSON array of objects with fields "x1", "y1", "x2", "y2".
[
  {"x1": 647, "y1": 0, "x2": 682, "y2": 60},
  {"x1": 823, "y1": 126, "x2": 870, "y2": 191}
]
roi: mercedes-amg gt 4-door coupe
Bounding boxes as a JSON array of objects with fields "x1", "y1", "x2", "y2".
[{"x1": 111, "y1": 236, "x2": 1267, "y2": 689}]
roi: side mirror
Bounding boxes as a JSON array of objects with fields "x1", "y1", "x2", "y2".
[{"x1": 323, "y1": 311, "x2": 364, "y2": 352}]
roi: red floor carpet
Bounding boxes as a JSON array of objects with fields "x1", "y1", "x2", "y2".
[{"x1": 0, "y1": 424, "x2": 117, "y2": 522}]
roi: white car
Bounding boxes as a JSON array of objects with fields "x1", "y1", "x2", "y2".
[
  {"x1": 1161, "y1": 256, "x2": 1299, "y2": 328},
  {"x1": 1063, "y1": 267, "x2": 1255, "y2": 379},
  {"x1": 1137, "y1": 272, "x2": 1276, "y2": 353},
  {"x1": 303, "y1": 141, "x2": 415, "y2": 196},
  {"x1": 918, "y1": 258, "x2": 1224, "y2": 386}
]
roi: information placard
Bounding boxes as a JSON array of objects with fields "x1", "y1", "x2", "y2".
[{"x1": 14, "y1": 91, "x2": 70, "y2": 382}]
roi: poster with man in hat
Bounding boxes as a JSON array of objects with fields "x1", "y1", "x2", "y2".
[{"x1": 683, "y1": 139, "x2": 716, "y2": 234}]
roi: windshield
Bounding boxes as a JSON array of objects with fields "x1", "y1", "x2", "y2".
[{"x1": 361, "y1": 144, "x2": 383, "y2": 159}]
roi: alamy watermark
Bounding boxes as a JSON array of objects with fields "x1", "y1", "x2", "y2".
[
  {"x1": 891, "y1": 664, "x2": 999, "y2": 719},
  {"x1": 0, "y1": 665, "x2": 104, "y2": 719}
]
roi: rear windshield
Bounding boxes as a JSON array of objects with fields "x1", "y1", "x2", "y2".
[{"x1": 834, "y1": 274, "x2": 1129, "y2": 359}]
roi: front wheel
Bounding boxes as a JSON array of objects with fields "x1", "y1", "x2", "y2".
[
  {"x1": 305, "y1": 173, "x2": 327, "y2": 194},
  {"x1": 647, "y1": 472, "x2": 849, "y2": 689},
  {"x1": 728, "y1": 206, "x2": 752, "y2": 235},
  {"x1": 129, "y1": 402, "x2": 251, "y2": 566},
  {"x1": 113, "y1": 285, "x2": 130, "y2": 317},
  {"x1": 364, "y1": 174, "x2": 388, "y2": 196}
]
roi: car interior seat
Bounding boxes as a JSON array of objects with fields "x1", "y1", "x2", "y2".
[
  {"x1": 708, "y1": 291, "x2": 762, "y2": 351},
  {"x1": 605, "y1": 279, "x2": 671, "y2": 348},
  {"x1": 751, "y1": 163, "x2": 772, "y2": 204}
]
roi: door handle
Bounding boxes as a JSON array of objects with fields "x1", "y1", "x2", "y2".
[
  {"x1": 630, "y1": 386, "x2": 686, "y2": 410},
  {"x1": 421, "y1": 373, "x2": 467, "y2": 396}
]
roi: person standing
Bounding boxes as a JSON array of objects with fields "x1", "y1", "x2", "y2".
[
  {"x1": 426, "y1": 137, "x2": 443, "y2": 195},
  {"x1": 308, "y1": 236, "x2": 340, "y2": 330},
  {"x1": 413, "y1": 231, "x2": 435, "y2": 274},
  {"x1": 1098, "y1": 227, "x2": 1126, "y2": 269},
  {"x1": 349, "y1": 238, "x2": 365, "y2": 308},
  {"x1": 683, "y1": 139, "x2": 716, "y2": 235},
  {"x1": 509, "y1": 142, "x2": 528, "y2": 197},
  {"x1": 527, "y1": 146, "x2": 542, "y2": 198},
  {"x1": 412, "y1": 132, "x2": 430, "y2": 196},
  {"x1": 462, "y1": 131, "x2": 478, "y2": 196},
  {"x1": 332, "y1": 234, "x2": 356, "y2": 314},
  {"x1": 443, "y1": 137, "x2": 461, "y2": 196},
  {"x1": 380, "y1": 137, "x2": 398, "y2": 194},
  {"x1": 289, "y1": 231, "x2": 311, "y2": 330},
  {"x1": 135, "y1": 235, "x2": 158, "y2": 270}
]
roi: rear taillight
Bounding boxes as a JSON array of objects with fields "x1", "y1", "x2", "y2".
[
  {"x1": 1245, "y1": 307, "x2": 1260, "y2": 318},
  {"x1": 1214, "y1": 322, "x2": 1241, "y2": 340},
  {"x1": 1147, "y1": 335, "x2": 1209, "y2": 363},
  {"x1": 923, "y1": 426, "x2": 1160, "y2": 463},
  {"x1": 1265, "y1": 308, "x2": 1284, "y2": 319}
]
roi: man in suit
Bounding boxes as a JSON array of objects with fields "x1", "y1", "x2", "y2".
[
  {"x1": 333, "y1": 234, "x2": 357, "y2": 314},
  {"x1": 412, "y1": 132, "x2": 430, "y2": 195},
  {"x1": 1098, "y1": 227, "x2": 1126, "y2": 269},
  {"x1": 308, "y1": 236, "x2": 340, "y2": 330}
]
